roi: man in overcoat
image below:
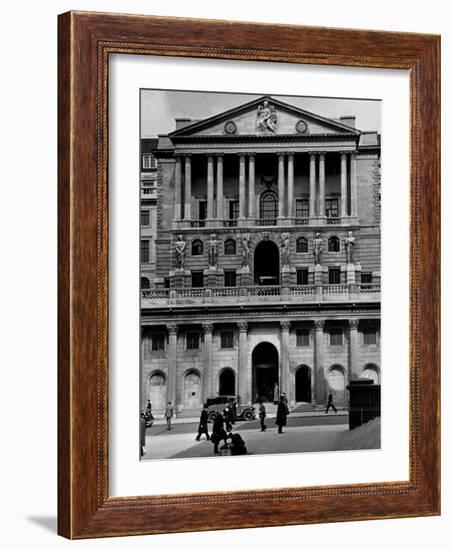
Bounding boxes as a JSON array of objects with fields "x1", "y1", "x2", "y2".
[
  {"x1": 275, "y1": 395, "x2": 289, "y2": 434},
  {"x1": 196, "y1": 404, "x2": 210, "y2": 441}
]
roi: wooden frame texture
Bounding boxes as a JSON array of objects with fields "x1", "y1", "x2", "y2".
[{"x1": 58, "y1": 11, "x2": 440, "y2": 539}]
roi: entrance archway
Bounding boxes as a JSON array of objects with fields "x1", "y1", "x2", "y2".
[
  {"x1": 295, "y1": 365, "x2": 312, "y2": 402},
  {"x1": 254, "y1": 240, "x2": 279, "y2": 285},
  {"x1": 219, "y1": 368, "x2": 235, "y2": 395},
  {"x1": 362, "y1": 364, "x2": 380, "y2": 384},
  {"x1": 183, "y1": 370, "x2": 201, "y2": 409},
  {"x1": 148, "y1": 372, "x2": 166, "y2": 411},
  {"x1": 252, "y1": 342, "x2": 279, "y2": 403},
  {"x1": 327, "y1": 365, "x2": 346, "y2": 407}
]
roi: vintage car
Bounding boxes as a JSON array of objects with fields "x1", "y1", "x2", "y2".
[{"x1": 205, "y1": 395, "x2": 256, "y2": 422}]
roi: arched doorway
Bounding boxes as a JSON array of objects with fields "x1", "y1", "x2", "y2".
[
  {"x1": 252, "y1": 342, "x2": 279, "y2": 403},
  {"x1": 295, "y1": 365, "x2": 312, "y2": 402},
  {"x1": 149, "y1": 372, "x2": 166, "y2": 411},
  {"x1": 219, "y1": 368, "x2": 235, "y2": 396},
  {"x1": 362, "y1": 364, "x2": 380, "y2": 384},
  {"x1": 327, "y1": 365, "x2": 346, "y2": 407},
  {"x1": 183, "y1": 370, "x2": 201, "y2": 409},
  {"x1": 254, "y1": 240, "x2": 279, "y2": 285}
]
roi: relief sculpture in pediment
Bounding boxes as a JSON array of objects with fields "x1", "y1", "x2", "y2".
[{"x1": 255, "y1": 100, "x2": 277, "y2": 133}]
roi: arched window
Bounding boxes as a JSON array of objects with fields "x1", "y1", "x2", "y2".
[
  {"x1": 141, "y1": 277, "x2": 150, "y2": 289},
  {"x1": 224, "y1": 238, "x2": 236, "y2": 255},
  {"x1": 296, "y1": 236, "x2": 308, "y2": 253},
  {"x1": 328, "y1": 236, "x2": 340, "y2": 252},
  {"x1": 191, "y1": 239, "x2": 203, "y2": 256},
  {"x1": 260, "y1": 190, "x2": 278, "y2": 220}
]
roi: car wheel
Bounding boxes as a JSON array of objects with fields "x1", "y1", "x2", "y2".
[
  {"x1": 208, "y1": 411, "x2": 217, "y2": 423},
  {"x1": 243, "y1": 409, "x2": 254, "y2": 421}
]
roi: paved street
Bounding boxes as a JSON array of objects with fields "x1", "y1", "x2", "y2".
[{"x1": 141, "y1": 414, "x2": 379, "y2": 460}]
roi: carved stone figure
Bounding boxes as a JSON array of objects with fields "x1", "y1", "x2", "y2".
[
  {"x1": 208, "y1": 234, "x2": 219, "y2": 268},
  {"x1": 345, "y1": 231, "x2": 356, "y2": 264},
  {"x1": 174, "y1": 234, "x2": 186, "y2": 269},
  {"x1": 313, "y1": 233, "x2": 323, "y2": 265},
  {"x1": 256, "y1": 100, "x2": 277, "y2": 133},
  {"x1": 281, "y1": 232, "x2": 291, "y2": 267},
  {"x1": 241, "y1": 233, "x2": 251, "y2": 268}
]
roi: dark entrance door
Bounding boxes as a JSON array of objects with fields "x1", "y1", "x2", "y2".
[
  {"x1": 219, "y1": 368, "x2": 235, "y2": 395},
  {"x1": 254, "y1": 240, "x2": 279, "y2": 285},
  {"x1": 295, "y1": 366, "x2": 312, "y2": 402},
  {"x1": 252, "y1": 342, "x2": 279, "y2": 403}
]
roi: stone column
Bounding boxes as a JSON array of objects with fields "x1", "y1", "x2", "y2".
[
  {"x1": 174, "y1": 156, "x2": 182, "y2": 220},
  {"x1": 349, "y1": 319, "x2": 359, "y2": 380},
  {"x1": 166, "y1": 323, "x2": 178, "y2": 409},
  {"x1": 216, "y1": 154, "x2": 223, "y2": 221},
  {"x1": 248, "y1": 153, "x2": 256, "y2": 220},
  {"x1": 318, "y1": 153, "x2": 326, "y2": 218},
  {"x1": 184, "y1": 154, "x2": 191, "y2": 221},
  {"x1": 350, "y1": 152, "x2": 358, "y2": 218},
  {"x1": 278, "y1": 153, "x2": 285, "y2": 219},
  {"x1": 280, "y1": 321, "x2": 291, "y2": 403},
  {"x1": 237, "y1": 321, "x2": 250, "y2": 405},
  {"x1": 238, "y1": 154, "x2": 246, "y2": 221},
  {"x1": 207, "y1": 155, "x2": 214, "y2": 222},
  {"x1": 314, "y1": 320, "x2": 325, "y2": 405},
  {"x1": 309, "y1": 153, "x2": 317, "y2": 218},
  {"x1": 202, "y1": 323, "x2": 213, "y2": 402},
  {"x1": 287, "y1": 153, "x2": 294, "y2": 219},
  {"x1": 340, "y1": 152, "x2": 348, "y2": 218}
]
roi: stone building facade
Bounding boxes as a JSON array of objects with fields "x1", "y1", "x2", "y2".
[{"x1": 140, "y1": 96, "x2": 381, "y2": 415}]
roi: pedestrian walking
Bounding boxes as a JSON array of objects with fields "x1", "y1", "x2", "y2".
[
  {"x1": 275, "y1": 395, "x2": 289, "y2": 434},
  {"x1": 223, "y1": 406, "x2": 233, "y2": 431},
  {"x1": 326, "y1": 391, "x2": 338, "y2": 414},
  {"x1": 258, "y1": 400, "x2": 267, "y2": 431},
  {"x1": 140, "y1": 414, "x2": 147, "y2": 457},
  {"x1": 196, "y1": 404, "x2": 210, "y2": 441},
  {"x1": 165, "y1": 401, "x2": 174, "y2": 430},
  {"x1": 211, "y1": 413, "x2": 227, "y2": 455}
]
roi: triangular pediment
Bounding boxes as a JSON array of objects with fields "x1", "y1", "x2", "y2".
[{"x1": 168, "y1": 96, "x2": 360, "y2": 139}]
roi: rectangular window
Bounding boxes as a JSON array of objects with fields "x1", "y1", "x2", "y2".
[
  {"x1": 142, "y1": 154, "x2": 156, "y2": 169},
  {"x1": 140, "y1": 210, "x2": 150, "y2": 226},
  {"x1": 328, "y1": 267, "x2": 341, "y2": 284},
  {"x1": 224, "y1": 270, "x2": 237, "y2": 287},
  {"x1": 361, "y1": 273, "x2": 372, "y2": 284},
  {"x1": 221, "y1": 331, "x2": 234, "y2": 349},
  {"x1": 296, "y1": 268, "x2": 309, "y2": 285},
  {"x1": 325, "y1": 198, "x2": 339, "y2": 218},
  {"x1": 229, "y1": 200, "x2": 239, "y2": 220},
  {"x1": 199, "y1": 201, "x2": 207, "y2": 221},
  {"x1": 191, "y1": 271, "x2": 204, "y2": 288},
  {"x1": 140, "y1": 240, "x2": 150, "y2": 263},
  {"x1": 295, "y1": 199, "x2": 309, "y2": 219},
  {"x1": 164, "y1": 278, "x2": 170, "y2": 288},
  {"x1": 151, "y1": 333, "x2": 165, "y2": 351},
  {"x1": 186, "y1": 331, "x2": 200, "y2": 350},
  {"x1": 296, "y1": 329, "x2": 310, "y2": 347},
  {"x1": 330, "y1": 329, "x2": 343, "y2": 346},
  {"x1": 363, "y1": 330, "x2": 377, "y2": 345}
]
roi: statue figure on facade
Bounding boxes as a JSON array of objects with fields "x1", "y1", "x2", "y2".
[
  {"x1": 345, "y1": 231, "x2": 356, "y2": 264},
  {"x1": 313, "y1": 233, "x2": 323, "y2": 265},
  {"x1": 241, "y1": 233, "x2": 251, "y2": 268},
  {"x1": 208, "y1": 233, "x2": 219, "y2": 268},
  {"x1": 174, "y1": 234, "x2": 186, "y2": 269},
  {"x1": 281, "y1": 232, "x2": 291, "y2": 267},
  {"x1": 256, "y1": 100, "x2": 277, "y2": 133}
]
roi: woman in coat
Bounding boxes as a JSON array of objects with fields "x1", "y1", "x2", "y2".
[{"x1": 275, "y1": 395, "x2": 289, "y2": 434}]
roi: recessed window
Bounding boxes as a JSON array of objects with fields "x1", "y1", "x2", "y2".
[
  {"x1": 326, "y1": 198, "x2": 339, "y2": 218},
  {"x1": 191, "y1": 239, "x2": 204, "y2": 256},
  {"x1": 186, "y1": 331, "x2": 200, "y2": 350},
  {"x1": 141, "y1": 277, "x2": 150, "y2": 289},
  {"x1": 296, "y1": 329, "x2": 310, "y2": 347},
  {"x1": 328, "y1": 267, "x2": 341, "y2": 284},
  {"x1": 140, "y1": 240, "x2": 150, "y2": 263},
  {"x1": 295, "y1": 199, "x2": 309, "y2": 219},
  {"x1": 151, "y1": 333, "x2": 165, "y2": 351},
  {"x1": 221, "y1": 331, "x2": 234, "y2": 349},
  {"x1": 141, "y1": 210, "x2": 150, "y2": 226},
  {"x1": 199, "y1": 201, "x2": 207, "y2": 221},
  {"x1": 296, "y1": 237, "x2": 308, "y2": 253},
  {"x1": 328, "y1": 236, "x2": 340, "y2": 252},
  {"x1": 229, "y1": 200, "x2": 239, "y2": 220},
  {"x1": 224, "y1": 238, "x2": 236, "y2": 255},
  {"x1": 296, "y1": 268, "x2": 309, "y2": 285},
  {"x1": 330, "y1": 329, "x2": 343, "y2": 346},
  {"x1": 191, "y1": 271, "x2": 204, "y2": 288},
  {"x1": 363, "y1": 330, "x2": 377, "y2": 345},
  {"x1": 260, "y1": 190, "x2": 278, "y2": 220},
  {"x1": 142, "y1": 154, "x2": 156, "y2": 169},
  {"x1": 224, "y1": 270, "x2": 237, "y2": 287},
  {"x1": 361, "y1": 272, "x2": 372, "y2": 284}
]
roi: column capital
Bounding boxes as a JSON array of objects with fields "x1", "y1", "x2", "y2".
[
  {"x1": 280, "y1": 320, "x2": 291, "y2": 332},
  {"x1": 287, "y1": 151, "x2": 295, "y2": 158},
  {"x1": 237, "y1": 321, "x2": 248, "y2": 332},
  {"x1": 314, "y1": 320, "x2": 325, "y2": 331},
  {"x1": 167, "y1": 323, "x2": 178, "y2": 335},
  {"x1": 215, "y1": 152, "x2": 224, "y2": 158},
  {"x1": 349, "y1": 319, "x2": 359, "y2": 330},
  {"x1": 183, "y1": 152, "x2": 192, "y2": 158},
  {"x1": 206, "y1": 154, "x2": 214, "y2": 161},
  {"x1": 277, "y1": 152, "x2": 286, "y2": 159},
  {"x1": 246, "y1": 152, "x2": 256, "y2": 158},
  {"x1": 308, "y1": 150, "x2": 319, "y2": 156},
  {"x1": 202, "y1": 322, "x2": 214, "y2": 334}
]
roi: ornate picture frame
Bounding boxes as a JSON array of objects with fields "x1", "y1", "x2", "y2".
[{"x1": 58, "y1": 11, "x2": 440, "y2": 538}]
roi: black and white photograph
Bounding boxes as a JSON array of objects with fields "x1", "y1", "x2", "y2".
[{"x1": 139, "y1": 89, "x2": 381, "y2": 460}]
